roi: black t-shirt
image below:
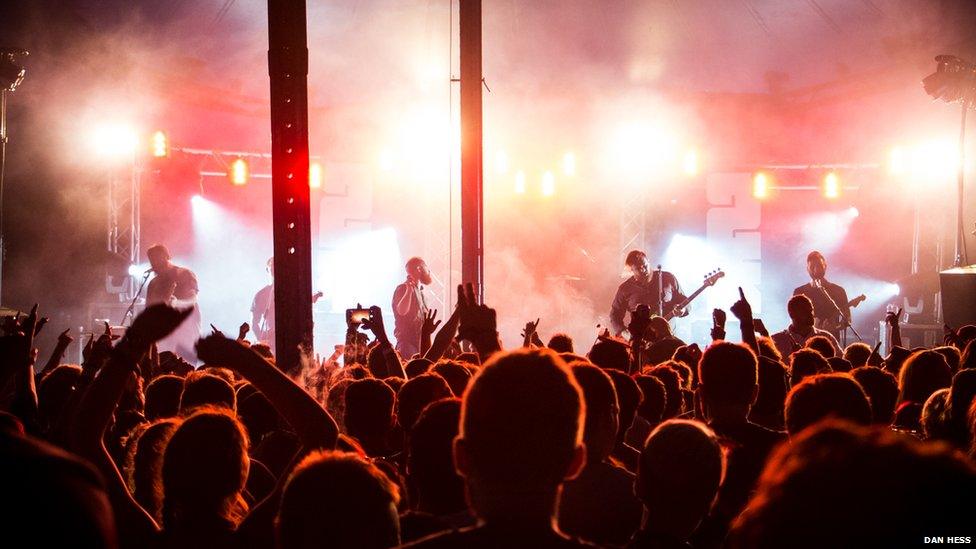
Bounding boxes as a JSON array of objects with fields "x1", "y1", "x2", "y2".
[
  {"x1": 610, "y1": 272, "x2": 685, "y2": 335},
  {"x1": 793, "y1": 281, "x2": 849, "y2": 338}
]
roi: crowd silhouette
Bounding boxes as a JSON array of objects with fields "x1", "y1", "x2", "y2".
[{"x1": 1, "y1": 278, "x2": 975, "y2": 548}]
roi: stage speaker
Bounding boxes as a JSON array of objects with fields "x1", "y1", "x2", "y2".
[{"x1": 940, "y1": 266, "x2": 976, "y2": 328}]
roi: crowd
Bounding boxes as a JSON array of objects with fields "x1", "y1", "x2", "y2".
[{"x1": 1, "y1": 282, "x2": 975, "y2": 549}]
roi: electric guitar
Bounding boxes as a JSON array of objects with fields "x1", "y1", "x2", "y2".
[
  {"x1": 663, "y1": 270, "x2": 725, "y2": 320},
  {"x1": 816, "y1": 294, "x2": 866, "y2": 333}
]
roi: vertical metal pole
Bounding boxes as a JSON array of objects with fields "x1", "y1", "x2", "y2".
[
  {"x1": 268, "y1": 0, "x2": 313, "y2": 372},
  {"x1": 954, "y1": 102, "x2": 968, "y2": 267},
  {"x1": 0, "y1": 90, "x2": 7, "y2": 303},
  {"x1": 459, "y1": 0, "x2": 484, "y2": 302}
]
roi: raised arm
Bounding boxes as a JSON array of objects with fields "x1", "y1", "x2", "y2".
[
  {"x1": 425, "y1": 306, "x2": 461, "y2": 362},
  {"x1": 39, "y1": 328, "x2": 73, "y2": 378},
  {"x1": 887, "y1": 308, "x2": 903, "y2": 349},
  {"x1": 0, "y1": 305, "x2": 40, "y2": 433},
  {"x1": 456, "y1": 283, "x2": 502, "y2": 362},
  {"x1": 731, "y1": 287, "x2": 759, "y2": 355},
  {"x1": 196, "y1": 334, "x2": 339, "y2": 450},
  {"x1": 361, "y1": 306, "x2": 406, "y2": 378},
  {"x1": 420, "y1": 309, "x2": 441, "y2": 357},
  {"x1": 71, "y1": 305, "x2": 193, "y2": 544}
]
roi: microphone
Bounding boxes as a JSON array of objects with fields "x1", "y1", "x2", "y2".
[{"x1": 144, "y1": 268, "x2": 153, "y2": 276}]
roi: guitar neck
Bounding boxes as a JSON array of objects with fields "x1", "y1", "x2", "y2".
[{"x1": 664, "y1": 284, "x2": 708, "y2": 320}]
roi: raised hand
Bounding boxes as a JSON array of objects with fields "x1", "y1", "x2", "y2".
[
  {"x1": 457, "y1": 283, "x2": 497, "y2": 343},
  {"x1": 57, "y1": 328, "x2": 74, "y2": 347},
  {"x1": 238, "y1": 322, "x2": 250, "y2": 341},
  {"x1": 521, "y1": 318, "x2": 540, "y2": 347},
  {"x1": 196, "y1": 333, "x2": 252, "y2": 369},
  {"x1": 711, "y1": 308, "x2": 727, "y2": 341},
  {"x1": 360, "y1": 306, "x2": 390, "y2": 344},
  {"x1": 885, "y1": 308, "x2": 902, "y2": 327},
  {"x1": 456, "y1": 283, "x2": 500, "y2": 359},
  {"x1": 422, "y1": 309, "x2": 442, "y2": 340},
  {"x1": 730, "y1": 287, "x2": 753, "y2": 322},
  {"x1": 753, "y1": 318, "x2": 770, "y2": 338},
  {"x1": 125, "y1": 304, "x2": 194, "y2": 351}
]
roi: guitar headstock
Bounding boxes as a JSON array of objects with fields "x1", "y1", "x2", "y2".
[{"x1": 703, "y1": 269, "x2": 725, "y2": 286}]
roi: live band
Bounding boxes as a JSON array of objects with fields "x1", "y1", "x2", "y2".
[{"x1": 142, "y1": 243, "x2": 859, "y2": 357}]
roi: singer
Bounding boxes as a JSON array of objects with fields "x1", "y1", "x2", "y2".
[
  {"x1": 792, "y1": 250, "x2": 851, "y2": 340},
  {"x1": 145, "y1": 244, "x2": 202, "y2": 361}
]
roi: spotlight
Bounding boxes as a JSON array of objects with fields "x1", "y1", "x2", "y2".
[
  {"x1": 93, "y1": 124, "x2": 139, "y2": 158},
  {"x1": 190, "y1": 194, "x2": 204, "y2": 205},
  {"x1": 847, "y1": 206, "x2": 860, "y2": 219},
  {"x1": 151, "y1": 130, "x2": 168, "y2": 158},
  {"x1": 515, "y1": 170, "x2": 526, "y2": 194},
  {"x1": 561, "y1": 152, "x2": 576, "y2": 177},
  {"x1": 888, "y1": 146, "x2": 905, "y2": 175},
  {"x1": 229, "y1": 158, "x2": 249, "y2": 186},
  {"x1": 823, "y1": 171, "x2": 840, "y2": 199},
  {"x1": 309, "y1": 162, "x2": 323, "y2": 189},
  {"x1": 683, "y1": 148, "x2": 699, "y2": 176},
  {"x1": 752, "y1": 172, "x2": 770, "y2": 200},
  {"x1": 542, "y1": 171, "x2": 556, "y2": 196}
]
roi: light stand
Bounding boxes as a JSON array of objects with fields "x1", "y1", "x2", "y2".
[
  {"x1": 923, "y1": 55, "x2": 976, "y2": 267},
  {"x1": 0, "y1": 50, "x2": 27, "y2": 304}
]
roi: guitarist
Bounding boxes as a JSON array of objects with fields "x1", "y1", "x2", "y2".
[
  {"x1": 610, "y1": 250, "x2": 687, "y2": 337},
  {"x1": 251, "y1": 256, "x2": 323, "y2": 351},
  {"x1": 793, "y1": 251, "x2": 851, "y2": 340}
]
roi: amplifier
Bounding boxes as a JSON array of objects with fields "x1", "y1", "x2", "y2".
[{"x1": 940, "y1": 266, "x2": 976, "y2": 328}]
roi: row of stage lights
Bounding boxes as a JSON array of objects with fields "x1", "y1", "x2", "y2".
[
  {"x1": 489, "y1": 148, "x2": 701, "y2": 198},
  {"x1": 99, "y1": 128, "x2": 325, "y2": 189},
  {"x1": 751, "y1": 171, "x2": 843, "y2": 201},
  {"x1": 100, "y1": 126, "x2": 963, "y2": 200}
]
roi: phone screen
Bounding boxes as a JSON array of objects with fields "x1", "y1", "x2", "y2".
[{"x1": 347, "y1": 308, "x2": 371, "y2": 325}]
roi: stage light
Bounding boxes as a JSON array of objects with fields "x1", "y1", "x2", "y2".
[
  {"x1": 229, "y1": 158, "x2": 249, "y2": 186},
  {"x1": 888, "y1": 283, "x2": 901, "y2": 296},
  {"x1": 847, "y1": 206, "x2": 860, "y2": 219},
  {"x1": 823, "y1": 172, "x2": 840, "y2": 199},
  {"x1": 606, "y1": 123, "x2": 675, "y2": 177},
  {"x1": 683, "y1": 148, "x2": 699, "y2": 176},
  {"x1": 752, "y1": 172, "x2": 770, "y2": 200},
  {"x1": 909, "y1": 139, "x2": 960, "y2": 178},
  {"x1": 127, "y1": 264, "x2": 146, "y2": 277},
  {"x1": 190, "y1": 194, "x2": 204, "y2": 205},
  {"x1": 888, "y1": 146, "x2": 906, "y2": 175},
  {"x1": 542, "y1": 171, "x2": 556, "y2": 196},
  {"x1": 515, "y1": 170, "x2": 526, "y2": 194},
  {"x1": 561, "y1": 152, "x2": 576, "y2": 177},
  {"x1": 309, "y1": 162, "x2": 323, "y2": 189},
  {"x1": 495, "y1": 150, "x2": 509, "y2": 174},
  {"x1": 92, "y1": 124, "x2": 139, "y2": 158},
  {"x1": 151, "y1": 131, "x2": 168, "y2": 158}
]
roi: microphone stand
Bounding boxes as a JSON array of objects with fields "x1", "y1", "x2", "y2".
[
  {"x1": 815, "y1": 279, "x2": 861, "y2": 344},
  {"x1": 121, "y1": 271, "x2": 152, "y2": 326},
  {"x1": 656, "y1": 265, "x2": 664, "y2": 318}
]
